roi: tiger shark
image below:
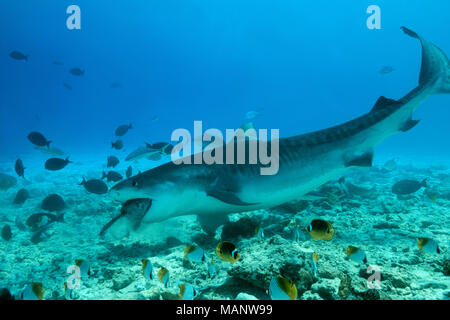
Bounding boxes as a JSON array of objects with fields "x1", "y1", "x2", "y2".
[{"x1": 106, "y1": 27, "x2": 450, "y2": 233}]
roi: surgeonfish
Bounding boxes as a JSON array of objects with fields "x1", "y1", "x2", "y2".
[
  {"x1": 184, "y1": 245, "x2": 205, "y2": 263},
  {"x1": 14, "y1": 188, "x2": 30, "y2": 205},
  {"x1": 107, "y1": 156, "x2": 120, "y2": 168},
  {"x1": 306, "y1": 219, "x2": 335, "y2": 241},
  {"x1": 1, "y1": 224, "x2": 12, "y2": 241},
  {"x1": 0, "y1": 173, "x2": 17, "y2": 191},
  {"x1": 9, "y1": 50, "x2": 28, "y2": 61},
  {"x1": 115, "y1": 124, "x2": 132, "y2": 137},
  {"x1": 99, "y1": 198, "x2": 152, "y2": 236},
  {"x1": 69, "y1": 68, "x2": 84, "y2": 76},
  {"x1": 207, "y1": 257, "x2": 216, "y2": 279},
  {"x1": 417, "y1": 238, "x2": 440, "y2": 254},
  {"x1": 392, "y1": 179, "x2": 427, "y2": 196},
  {"x1": 27, "y1": 131, "x2": 51, "y2": 148},
  {"x1": 142, "y1": 259, "x2": 153, "y2": 281},
  {"x1": 346, "y1": 246, "x2": 367, "y2": 264},
  {"x1": 75, "y1": 260, "x2": 91, "y2": 278},
  {"x1": 178, "y1": 283, "x2": 197, "y2": 300},
  {"x1": 21, "y1": 283, "x2": 44, "y2": 300},
  {"x1": 255, "y1": 226, "x2": 265, "y2": 240},
  {"x1": 111, "y1": 140, "x2": 123, "y2": 150},
  {"x1": 30, "y1": 224, "x2": 54, "y2": 244},
  {"x1": 41, "y1": 194, "x2": 65, "y2": 212},
  {"x1": 44, "y1": 157, "x2": 72, "y2": 171},
  {"x1": 310, "y1": 252, "x2": 319, "y2": 277},
  {"x1": 158, "y1": 268, "x2": 170, "y2": 288},
  {"x1": 14, "y1": 159, "x2": 25, "y2": 178},
  {"x1": 102, "y1": 170, "x2": 123, "y2": 183},
  {"x1": 80, "y1": 178, "x2": 108, "y2": 195},
  {"x1": 216, "y1": 241, "x2": 240, "y2": 263},
  {"x1": 267, "y1": 276, "x2": 297, "y2": 300},
  {"x1": 383, "y1": 159, "x2": 397, "y2": 171}
]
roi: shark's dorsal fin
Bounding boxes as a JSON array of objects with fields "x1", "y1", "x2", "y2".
[
  {"x1": 371, "y1": 96, "x2": 399, "y2": 112},
  {"x1": 345, "y1": 151, "x2": 374, "y2": 167},
  {"x1": 207, "y1": 189, "x2": 258, "y2": 206}
]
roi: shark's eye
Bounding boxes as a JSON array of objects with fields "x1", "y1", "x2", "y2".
[{"x1": 132, "y1": 180, "x2": 138, "y2": 187}]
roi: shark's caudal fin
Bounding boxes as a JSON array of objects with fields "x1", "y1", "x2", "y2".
[{"x1": 402, "y1": 26, "x2": 450, "y2": 94}]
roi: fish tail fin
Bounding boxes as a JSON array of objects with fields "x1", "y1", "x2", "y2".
[
  {"x1": 101, "y1": 171, "x2": 106, "y2": 179},
  {"x1": 421, "y1": 178, "x2": 428, "y2": 188},
  {"x1": 111, "y1": 142, "x2": 114, "y2": 148},
  {"x1": 402, "y1": 26, "x2": 450, "y2": 94},
  {"x1": 46, "y1": 141, "x2": 52, "y2": 149},
  {"x1": 66, "y1": 156, "x2": 72, "y2": 163},
  {"x1": 129, "y1": 123, "x2": 133, "y2": 129},
  {"x1": 79, "y1": 177, "x2": 86, "y2": 185},
  {"x1": 57, "y1": 213, "x2": 65, "y2": 222}
]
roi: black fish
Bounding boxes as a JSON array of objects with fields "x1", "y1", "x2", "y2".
[
  {"x1": 80, "y1": 178, "x2": 108, "y2": 195},
  {"x1": 63, "y1": 83, "x2": 72, "y2": 90},
  {"x1": 392, "y1": 179, "x2": 427, "y2": 196},
  {"x1": 9, "y1": 51, "x2": 28, "y2": 61},
  {"x1": 26, "y1": 213, "x2": 64, "y2": 231},
  {"x1": 126, "y1": 166, "x2": 132, "y2": 178},
  {"x1": 1, "y1": 224, "x2": 12, "y2": 241},
  {"x1": 27, "y1": 132, "x2": 51, "y2": 148},
  {"x1": 379, "y1": 66, "x2": 394, "y2": 75},
  {"x1": 41, "y1": 194, "x2": 65, "y2": 212},
  {"x1": 44, "y1": 157, "x2": 72, "y2": 171},
  {"x1": 0, "y1": 288, "x2": 14, "y2": 300},
  {"x1": 14, "y1": 188, "x2": 30, "y2": 205},
  {"x1": 69, "y1": 68, "x2": 84, "y2": 76},
  {"x1": 53, "y1": 61, "x2": 64, "y2": 66},
  {"x1": 99, "y1": 198, "x2": 152, "y2": 236},
  {"x1": 31, "y1": 224, "x2": 52, "y2": 244},
  {"x1": 102, "y1": 170, "x2": 123, "y2": 182},
  {"x1": 14, "y1": 159, "x2": 25, "y2": 178},
  {"x1": 111, "y1": 140, "x2": 123, "y2": 150},
  {"x1": 107, "y1": 156, "x2": 120, "y2": 168},
  {"x1": 115, "y1": 124, "x2": 132, "y2": 137}
]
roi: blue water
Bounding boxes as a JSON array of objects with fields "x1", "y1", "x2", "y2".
[
  {"x1": 0, "y1": 1, "x2": 449, "y2": 301},
  {"x1": 1, "y1": 0, "x2": 450, "y2": 160}
]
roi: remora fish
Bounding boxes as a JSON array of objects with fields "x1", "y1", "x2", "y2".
[
  {"x1": 109, "y1": 28, "x2": 450, "y2": 227},
  {"x1": 99, "y1": 198, "x2": 152, "y2": 236}
]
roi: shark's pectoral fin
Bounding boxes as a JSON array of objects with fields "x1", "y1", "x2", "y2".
[
  {"x1": 399, "y1": 119, "x2": 420, "y2": 132},
  {"x1": 207, "y1": 190, "x2": 259, "y2": 206},
  {"x1": 345, "y1": 151, "x2": 374, "y2": 167}
]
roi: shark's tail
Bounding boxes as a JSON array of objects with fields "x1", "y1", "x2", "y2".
[{"x1": 402, "y1": 26, "x2": 450, "y2": 94}]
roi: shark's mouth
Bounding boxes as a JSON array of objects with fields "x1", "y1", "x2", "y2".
[{"x1": 99, "y1": 198, "x2": 152, "y2": 236}]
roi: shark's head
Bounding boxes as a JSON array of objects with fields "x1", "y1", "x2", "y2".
[{"x1": 109, "y1": 172, "x2": 171, "y2": 203}]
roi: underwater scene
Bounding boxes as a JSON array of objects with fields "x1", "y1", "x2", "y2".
[{"x1": 0, "y1": 0, "x2": 449, "y2": 301}]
